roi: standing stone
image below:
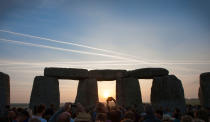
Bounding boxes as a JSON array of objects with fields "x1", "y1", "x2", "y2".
[
  {"x1": 0, "y1": 72, "x2": 10, "y2": 115},
  {"x1": 116, "y1": 77, "x2": 143, "y2": 112},
  {"x1": 29, "y1": 76, "x2": 60, "y2": 109},
  {"x1": 151, "y1": 75, "x2": 186, "y2": 112},
  {"x1": 199, "y1": 72, "x2": 210, "y2": 108},
  {"x1": 75, "y1": 78, "x2": 98, "y2": 107}
]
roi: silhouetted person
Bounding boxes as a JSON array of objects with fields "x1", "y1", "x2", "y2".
[
  {"x1": 155, "y1": 110, "x2": 163, "y2": 121},
  {"x1": 143, "y1": 105, "x2": 161, "y2": 122},
  {"x1": 29, "y1": 118, "x2": 41, "y2": 122},
  {"x1": 32, "y1": 104, "x2": 46, "y2": 122},
  {"x1": 180, "y1": 115, "x2": 193, "y2": 122},
  {"x1": 107, "y1": 110, "x2": 121, "y2": 122}
]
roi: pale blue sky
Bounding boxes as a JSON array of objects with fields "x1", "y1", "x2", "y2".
[{"x1": 0, "y1": 0, "x2": 210, "y2": 103}]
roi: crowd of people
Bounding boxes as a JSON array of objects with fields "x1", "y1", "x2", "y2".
[{"x1": 0, "y1": 97, "x2": 209, "y2": 122}]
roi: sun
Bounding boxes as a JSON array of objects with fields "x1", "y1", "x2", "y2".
[{"x1": 103, "y1": 91, "x2": 110, "y2": 99}]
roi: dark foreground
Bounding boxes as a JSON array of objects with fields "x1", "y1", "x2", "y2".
[{"x1": 0, "y1": 101, "x2": 210, "y2": 122}]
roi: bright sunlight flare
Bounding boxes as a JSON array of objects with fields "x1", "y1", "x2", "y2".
[
  {"x1": 103, "y1": 90, "x2": 110, "y2": 99},
  {"x1": 98, "y1": 81, "x2": 116, "y2": 102}
]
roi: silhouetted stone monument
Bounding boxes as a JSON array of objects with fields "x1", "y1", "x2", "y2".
[
  {"x1": 75, "y1": 78, "x2": 98, "y2": 107},
  {"x1": 2, "y1": 67, "x2": 208, "y2": 113},
  {"x1": 29, "y1": 76, "x2": 60, "y2": 109},
  {"x1": 44, "y1": 67, "x2": 89, "y2": 80},
  {"x1": 199, "y1": 72, "x2": 210, "y2": 108},
  {"x1": 128, "y1": 68, "x2": 169, "y2": 79},
  {"x1": 151, "y1": 75, "x2": 186, "y2": 112},
  {"x1": 0, "y1": 72, "x2": 10, "y2": 115},
  {"x1": 116, "y1": 77, "x2": 143, "y2": 112},
  {"x1": 29, "y1": 67, "x2": 186, "y2": 111}
]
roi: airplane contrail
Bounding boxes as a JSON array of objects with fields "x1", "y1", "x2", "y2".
[
  {"x1": 1, "y1": 38, "x2": 210, "y2": 65},
  {"x1": 1, "y1": 30, "x2": 209, "y2": 66},
  {"x1": 0, "y1": 29, "x2": 139, "y2": 59},
  {"x1": 0, "y1": 29, "x2": 156, "y2": 64},
  {"x1": 0, "y1": 38, "x2": 142, "y2": 62}
]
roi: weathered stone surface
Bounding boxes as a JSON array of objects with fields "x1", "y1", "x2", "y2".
[
  {"x1": 89, "y1": 69, "x2": 127, "y2": 81},
  {"x1": 75, "y1": 78, "x2": 98, "y2": 107},
  {"x1": 29, "y1": 76, "x2": 60, "y2": 109},
  {"x1": 0, "y1": 72, "x2": 10, "y2": 115},
  {"x1": 116, "y1": 77, "x2": 143, "y2": 112},
  {"x1": 199, "y1": 72, "x2": 210, "y2": 108},
  {"x1": 151, "y1": 75, "x2": 186, "y2": 112},
  {"x1": 128, "y1": 68, "x2": 169, "y2": 79},
  {"x1": 44, "y1": 67, "x2": 89, "y2": 80}
]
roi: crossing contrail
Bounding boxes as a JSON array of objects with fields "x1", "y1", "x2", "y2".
[
  {"x1": 1, "y1": 30, "x2": 209, "y2": 66},
  {"x1": 0, "y1": 29, "x2": 139, "y2": 59},
  {"x1": 0, "y1": 38, "x2": 142, "y2": 62},
  {"x1": 1, "y1": 38, "x2": 210, "y2": 66},
  {"x1": 0, "y1": 29, "x2": 154, "y2": 64}
]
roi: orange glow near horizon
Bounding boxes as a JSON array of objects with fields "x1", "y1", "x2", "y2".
[
  {"x1": 98, "y1": 81, "x2": 116, "y2": 102},
  {"x1": 57, "y1": 79, "x2": 152, "y2": 103}
]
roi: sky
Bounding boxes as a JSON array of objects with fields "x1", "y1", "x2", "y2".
[{"x1": 0, "y1": 0, "x2": 210, "y2": 103}]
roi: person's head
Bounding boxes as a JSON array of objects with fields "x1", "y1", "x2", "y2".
[
  {"x1": 26, "y1": 108, "x2": 32, "y2": 118},
  {"x1": 95, "y1": 102, "x2": 107, "y2": 113},
  {"x1": 16, "y1": 110, "x2": 30, "y2": 122},
  {"x1": 124, "y1": 111, "x2": 135, "y2": 121},
  {"x1": 96, "y1": 113, "x2": 107, "y2": 122},
  {"x1": 155, "y1": 110, "x2": 163, "y2": 120},
  {"x1": 144, "y1": 105, "x2": 154, "y2": 115},
  {"x1": 196, "y1": 109, "x2": 208, "y2": 122},
  {"x1": 76, "y1": 103, "x2": 85, "y2": 113},
  {"x1": 57, "y1": 112, "x2": 71, "y2": 122},
  {"x1": 29, "y1": 118, "x2": 41, "y2": 122},
  {"x1": 181, "y1": 115, "x2": 193, "y2": 122},
  {"x1": 173, "y1": 108, "x2": 181, "y2": 119},
  {"x1": 8, "y1": 110, "x2": 16, "y2": 120},
  {"x1": 107, "y1": 110, "x2": 121, "y2": 122},
  {"x1": 36, "y1": 104, "x2": 46, "y2": 115},
  {"x1": 17, "y1": 107, "x2": 24, "y2": 113},
  {"x1": 5, "y1": 105, "x2": 10, "y2": 110}
]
